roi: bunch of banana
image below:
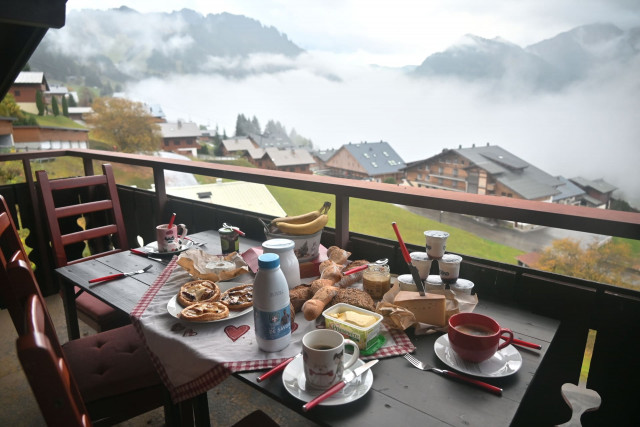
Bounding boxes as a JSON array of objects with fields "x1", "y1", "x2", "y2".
[{"x1": 268, "y1": 201, "x2": 331, "y2": 236}]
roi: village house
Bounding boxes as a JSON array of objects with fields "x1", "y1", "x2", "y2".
[
  {"x1": 12, "y1": 125, "x2": 88, "y2": 151},
  {"x1": 0, "y1": 116, "x2": 16, "y2": 152},
  {"x1": 324, "y1": 141, "x2": 406, "y2": 182},
  {"x1": 242, "y1": 146, "x2": 314, "y2": 173},
  {"x1": 220, "y1": 137, "x2": 258, "y2": 157},
  {"x1": 158, "y1": 121, "x2": 201, "y2": 156},
  {"x1": 569, "y1": 176, "x2": 617, "y2": 209},
  {"x1": 404, "y1": 143, "x2": 562, "y2": 202},
  {"x1": 311, "y1": 148, "x2": 337, "y2": 172},
  {"x1": 9, "y1": 71, "x2": 49, "y2": 114}
]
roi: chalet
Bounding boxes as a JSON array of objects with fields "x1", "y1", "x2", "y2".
[
  {"x1": 404, "y1": 144, "x2": 562, "y2": 202},
  {"x1": 221, "y1": 137, "x2": 258, "y2": 157},
  {"x1": 248, "y1": 133, "x2": 293, "y2": 149},
  {"x1": 10, "y1": 71, "x2": 49, "y2": 114},
  {"x1": 569, "y1": 177, "x2": 617, "y2": 209},
  {"x1": 12, "y1": 125, "x2": 88, "y2": 150},
  {"x1": 324, "y1": 141, "x2": 405, "y2": 182},
  {"x1": 158, "y1": 121, "x2": 201, "y2": 156},
  {"x1": 553, "y1": 176, "x2": 586, "y2": 206},
  {"x1": 145, "y1": 104, "x2": 166, "y2": 123},
  {"x1": 312, "y1": 148, "x2": 337, "y2": 172},
  {"x1": 67, "y1": 106, "x2": 93, "y2": 122},
  {"x1": 0, "y1": 116, "x2": 15, "y2": 151},
  {"x1": 44, "y1": 84, "x2": 69, "y2": 107},
  {"x1": 246, "y1": 146, "x2": 315, "y2": 174}
]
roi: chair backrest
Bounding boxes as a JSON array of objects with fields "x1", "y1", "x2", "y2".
[
  {"x1": 36, "y1": 163, "x2": 129, "y2": 268},
  {"x1": 0, "y1": 195, "x2": 49, "y2": 336},
  {"x1": 17, "y1": 294, "x2": 91, "y2": 427}
]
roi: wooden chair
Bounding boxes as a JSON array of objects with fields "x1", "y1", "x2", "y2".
[
  {"x1": 0, "y1": 194, "x2": 180, "y2": 426},
  {"x1": 36, "y1": 163, "x2": 130, "y2": 334}
]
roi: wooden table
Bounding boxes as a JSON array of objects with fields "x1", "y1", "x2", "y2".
[
  {"x1": 56, "y1": 230, "x2": 560, "y2": 426},
  {"x1": 55, "y1": 230, "x2": 260, "y2": 340}
]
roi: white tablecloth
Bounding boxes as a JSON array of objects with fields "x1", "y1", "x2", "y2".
[{"x1": 131, "y1": 258, "x2": 415, "y2": 403}]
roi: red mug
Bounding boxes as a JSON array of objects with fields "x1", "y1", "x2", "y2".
[{"x1": 448, "y1": 312, "x2": 514, "y2": 363}]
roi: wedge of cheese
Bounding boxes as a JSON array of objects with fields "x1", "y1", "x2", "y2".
[{"x1": 393, "y1": 291, "x2": 446, "y2": 326}]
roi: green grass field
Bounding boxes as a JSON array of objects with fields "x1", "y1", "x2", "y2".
[
  {"x1": 33, "y1": 114, "x2": 86, "y2": 129},
  {"x1": 267, "y1": 186, "x2": 524, "y2": 264}
]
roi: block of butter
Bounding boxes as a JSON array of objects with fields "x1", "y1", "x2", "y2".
[
  {"x1": 329, "y1": 310, "x2": 378, "y2": 328},
  {"x1": 393, "y1": 291, "x2": 446, "y2": 326}
]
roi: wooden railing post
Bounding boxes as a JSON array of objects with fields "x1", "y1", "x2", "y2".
[
  {"x1": 334, "y1": 193, "x2": 349, "y2": 249},
  {"x1": 153, "y1": 166, "x2": 167, "y2": 219}
]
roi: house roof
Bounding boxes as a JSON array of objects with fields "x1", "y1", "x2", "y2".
[
  {"x1": 159, "y1": 121, "x2": 200, "y2": 138},
  {"x1": 553, "y1": 176, "x2": 585, "y2": 202},
  {"x1": 222, "y1": 137, "x2": 255, "y2": 152},
  {"x1": 14, "y1": 71, "x2": 47, "y2": 86},
  {"x1": 265, "y1": 147, "x2": 315, "y2": 167},
  {"x1": 166, "y1": 181, "x2": 286, "y2": 217},
  {"x1": 247, "y1": 147, "x2": 266, "y2": 160},
  {"x1": 342, "y1": 141, "x2": 406, "y2": 176},
  {"x1": 67, "y1": 107, "x2": 92, "y2": 114},
  {"x1": 313, "y1": 148, "x2": 337, "y2": 162},
  {"x1": 454, "y1": 145, "x2": 561, "y2": 199},
  {"x1": 516, "y1": 252, "x2": 541, "y2": 268},
  {"x1": 146, "y1": 104, "x2": 165, "y2": 119},
  {"x1": 248, "y1": 133, "x2": 293, "y2": 149},
  {"x1": 46, "y1": 85, "x2": 68, "y2": 95},
  {"x1": 570, "y1": 177, "x2": 617, "y2": 194}
]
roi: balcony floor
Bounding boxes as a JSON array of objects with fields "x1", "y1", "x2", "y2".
[{"x1": 0, "y1": 294, "x2": 318, "y2": 426}]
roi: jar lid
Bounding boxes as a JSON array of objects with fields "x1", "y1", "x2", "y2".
[
  {"x1": 425, "y1": 274, "x2": 443, "y2": 285},
  {"x1": 397, "y1": 274, "x2": 414, "y2": 284},
  {"x1": 258, "y1": 253, "x2": 280, "y2": 269},
  {"x1": 440, "y1": 253, "x2": 462, "y2": 263},
  {"x1": 452, "y1": 278, "x2": 474, "y2": 290},
  {"x1": 424, "y1": 230, "x2": 449, "y2": 238},
  {"x1": 262, "y1": 238, "x2": 295, "y2": 252}
]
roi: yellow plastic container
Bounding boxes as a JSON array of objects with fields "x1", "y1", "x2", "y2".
[{"x1": 323, "y1": 303, "x2": 383, "y2": 351}]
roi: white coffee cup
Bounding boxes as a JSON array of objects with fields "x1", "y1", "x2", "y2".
[
  {"x1": 410, "y1": 251, "x2": 432, "y2": 280},
  {"x1": 424, "y1": 230, "x2": 449, "y2": 259},
  {"x1": 302, "y1": 329, "x2": 360, "y2": 389},
  {"x1": 156, "y1": 223, "x2": 188, "y2": 252}
]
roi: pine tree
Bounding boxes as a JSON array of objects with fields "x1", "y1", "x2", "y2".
[
  {"x1": 51, "y1": 96, "x2": 60, "y2": 116},
  {"x1": 62, "y1": 96, "x2": 69, "y2": 117},
  {"x1": 67, "y1": 95, "x2": 77, "y2": 107},
  {"x1": 35, "y1": 90, "x2": 45, "y2": 116}
]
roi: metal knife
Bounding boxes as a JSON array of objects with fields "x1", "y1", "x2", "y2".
[
  {"x1": 88, "y1": 264, "x2": 153, "y2": 283},
  {"x1": 303, "y1": 359, "x2": 379, "y2": 411},
  {"x1": 392, "y1": 222, "x2": 427, "y2": 295}
]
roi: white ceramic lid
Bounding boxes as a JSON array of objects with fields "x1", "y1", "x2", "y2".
[
  {"x1": 452, "y1": 278, "x2": 474, "y2": 290},
  {"x1": 262, "y1": 238, "x2": 295, "y2": 252}
]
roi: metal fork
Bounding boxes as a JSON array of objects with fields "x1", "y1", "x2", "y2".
[{"x1": 403, "y1": 353, "x2": 502, "y2": 395}]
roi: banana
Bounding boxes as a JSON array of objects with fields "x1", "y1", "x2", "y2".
[
  {"x1": 276, "y1": 214, "x2": 328, "y2": 235},
  {"x1": 270, "y1": 201, "x2": 331, "y2": 225}
]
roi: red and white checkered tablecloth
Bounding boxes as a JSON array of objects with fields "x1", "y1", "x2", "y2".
[{"x1": 131, "y1": 259, "x2": 415, "y2": 403}]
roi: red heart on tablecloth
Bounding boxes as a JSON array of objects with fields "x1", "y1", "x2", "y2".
[
  {"x1": 225, "y1": 325, "x2": 250, "y2": 342},
  {"x1": 291, "y1": 322, "x2": 298, "y2": 333},
  {"x1": 183, "y1": 328, "x2": 197, "y2": 337}
]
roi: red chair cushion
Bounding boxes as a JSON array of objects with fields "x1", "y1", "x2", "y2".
[
  {"x1": 62, "y1": 324, "x2": 161, "y2": 403},
  {"x1": 74, "y1": 286, "x2": 129, "y2": 328}
]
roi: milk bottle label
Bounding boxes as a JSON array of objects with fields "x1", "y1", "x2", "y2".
[{"x1": 254, "y1": 305, "x2": 292, "y2": 340}]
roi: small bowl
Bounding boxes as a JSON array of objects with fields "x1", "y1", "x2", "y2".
[{"x1": 264, "y1": 229, "x2": 322, "y2": 263}]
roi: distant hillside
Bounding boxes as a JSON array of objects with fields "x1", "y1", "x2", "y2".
[
  {"x1": 413, "y1": 23, "x2": 640, "y2": 91},
  {"x1": 30, "y1": 7, "x2": 304, "y2": 84}
]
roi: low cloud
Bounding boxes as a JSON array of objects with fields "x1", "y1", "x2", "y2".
[{"x1": 128, "y1": 50, "x2": 640, "y2": 206}]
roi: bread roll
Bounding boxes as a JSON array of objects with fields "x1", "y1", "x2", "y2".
[
  {"x1": 302, "y1": 286, "x2": 338, "y2": 320},
  {"x1": 290, "y1": 284, "x2": 313, "y2": 312}
]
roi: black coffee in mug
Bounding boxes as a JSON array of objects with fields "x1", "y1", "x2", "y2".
[{"x1": 455, "y1": 323, "x2": 494, "y2": 337}]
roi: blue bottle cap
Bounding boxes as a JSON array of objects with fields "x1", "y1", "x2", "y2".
[{"x1": 258, "y1": 252, "x2": 280, "y2": 269}]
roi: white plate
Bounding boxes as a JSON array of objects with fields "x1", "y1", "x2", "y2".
[
  {"x1": 282, "y1": 357, "x2": 373, "y2": 406},
  {"x1": 166, "y1": 282, "x2": 252, "y2": 323},
  {"x1": 434, "y1": 334, "x2": 522, "y2": 378},
  {"x1": 144, "y1": 239, "x2": 194, "y2": 256}
]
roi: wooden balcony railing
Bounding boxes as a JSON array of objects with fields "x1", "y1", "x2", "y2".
[{"x1": 1, "y1": 148, "x2": 640, "y2": 426}]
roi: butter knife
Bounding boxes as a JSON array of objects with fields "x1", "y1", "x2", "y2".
[
  {"x1": 257, "y1": 354, "x2": 300, "y2": 382},
  {"x1": 392, "y1": 222, "x2": 426, "y2": 295},
  {"x1": 303, "y1": 359, "x2": 378, "y2": 411}
]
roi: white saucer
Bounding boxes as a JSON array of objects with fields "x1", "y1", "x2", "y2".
[
  {"x1": 282, "y1": 357, "x2": 373, "y2": 406},
  {"x1": 144, "y1": 239, "x2": 194, "y2": 256},
  {"x1": 434, "y1": 334, "x2": 522, "y2": 378},
  {"x1": 167, "y1": 282, "x2": 253, "y2": 323}
]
